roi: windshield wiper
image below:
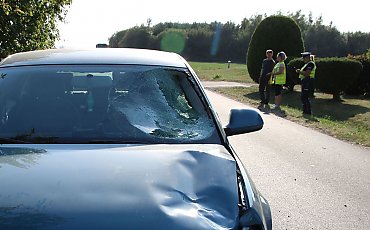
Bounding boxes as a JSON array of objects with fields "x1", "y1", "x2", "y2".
[
  {"x1": 0, "y1": 137, "x2": 31, "y2": 144},
  {"x1": 0, "y1": 136, "x2": 59, "y2": 144},
  {"x1": 87, "y1": 139, "x2": 154, "y2": 144}
]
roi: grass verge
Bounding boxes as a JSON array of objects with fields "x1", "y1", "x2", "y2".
[
  {"x1": 213, "y1": 86, "x2": 370, "y2": 147},
  {"x1": 189, "y1": 62, "x2": 253, "y2": 84}
]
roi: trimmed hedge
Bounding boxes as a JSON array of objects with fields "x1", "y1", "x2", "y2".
[
  {"x1": 346, "y1": 55, "x2": 370, "y2": 96},
  {"x1": 285, "y1": 56, "x2": 302, "y2": 90},
  {"x1": 288, "y1": 58, "x2": 363, "y2": 99},
  {"x1": 246, "y1": 15, "x2": 304, "y2": 83}
]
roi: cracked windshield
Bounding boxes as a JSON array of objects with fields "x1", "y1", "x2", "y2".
[{"x1": 0, "y1": 65, "x2": 218, "y2": 143}]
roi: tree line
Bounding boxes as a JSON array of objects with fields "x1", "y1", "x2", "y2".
[{"x1": 109, "y1": 11, "x2": 370, "y2": 63}]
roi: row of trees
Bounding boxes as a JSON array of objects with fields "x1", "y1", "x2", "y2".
[
  {"x1": 109, "y1": 21, "x2": 250, "y2": 62},
  {"x1": 109, "y1": 11, "x2": 370, "y2": 63}
]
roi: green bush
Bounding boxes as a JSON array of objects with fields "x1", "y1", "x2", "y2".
[
  {"x1": 346, "y1": 55, "x2": 370, "y2": 96},
  {"x1": 315, "y1": 58, "x2": 362, "y2": 100},
  {"x1": 246, "y1": 15, "x2": 304, "y2": 83},
  {"x1": 285, "y1": 57, "x2": 302, "y2": 90}
]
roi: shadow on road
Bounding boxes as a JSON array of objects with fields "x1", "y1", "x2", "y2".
[{"x1": 244, "y1": 89, "x2": 370, "y2": 121}]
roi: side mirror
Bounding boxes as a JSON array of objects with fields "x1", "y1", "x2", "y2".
[{"x1": 224, "y1": 109, "x2": 263, "y2": 136}]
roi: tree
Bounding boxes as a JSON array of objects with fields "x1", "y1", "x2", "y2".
[
  {"x1": 240, "y1": 14, "x2": 264, "y2": 36},
  {"x1": 346, "y1": 32, "x2": 370, "y2": 56},
  {"x1": 152, "y1": 23, "x2": 168, "y2": 36},
  {"x1": 109, "y1": 30, "x2": 127, "y2": 48},
  {"x1": 0, "y1": 0, "x2": 72, "y2": 58},
  {"x1": 304, "y1": 23, "x2": 347, "y2": 57},
  {"x1": 247, "y1": 15, "x2": 304, "y2": 83},
  {"x1": 183, "y1": 28, "x2": 213, "y2": 61},
  {"x1": 216, "y1": 21, "x2": 237, "y2": 59},
  {"x1": 230, "y1": 30, "x2": 250, "y2": 63},
  {"x1": 118, "y1": 27, "x2": 152, "y2": 49},
  {"x1": 156, "y1": 29, "x2": 186, "y2": 53},
  {"x1": 288, "y1": 11, "x2": 314, "y2": 37}
]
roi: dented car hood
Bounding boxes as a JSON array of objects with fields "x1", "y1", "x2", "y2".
[{"x1": 0, "y1": 144, "x2": 239, "y2": 229}]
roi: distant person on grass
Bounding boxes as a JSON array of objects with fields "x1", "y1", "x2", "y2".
[
  {"x1": 271, "y1": 51, "x2": 287, "y2": 110},
  {"x1": 296, "y1": 52, "x2": 316, "y2": 115},
  {"x1": 258, "y1": 49, "x2": 275, "y2": 111}
]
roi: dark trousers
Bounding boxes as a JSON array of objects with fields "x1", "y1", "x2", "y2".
[
  {"x1": 301, "y1": 77, "x2": 311, "y2": 114},
  {"x1": 259, "y1": 75, "x2": 270, "y2": 104},
  {"x1": 309, "y1": 78, "x2": 315, "y2": 98}
]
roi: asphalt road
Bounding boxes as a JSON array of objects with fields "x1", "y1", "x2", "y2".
[{"x1": 206, "y1": 90, "x2": 370, "y2": 230}]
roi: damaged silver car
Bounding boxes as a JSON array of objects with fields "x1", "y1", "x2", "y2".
[{"x1": 0, "y1": 48, "x2": 271, "y2": 230}]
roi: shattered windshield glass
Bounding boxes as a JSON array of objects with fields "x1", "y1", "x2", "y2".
[{"x1": 0, "y1": 65, "x2": 219, "y2": 144}]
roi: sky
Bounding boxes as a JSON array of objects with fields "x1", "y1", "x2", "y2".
[{"x1": 56, "y1": 0, "x2": 370, "y2": 49}]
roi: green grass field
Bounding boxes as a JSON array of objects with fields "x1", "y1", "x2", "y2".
[
  {"x1": 189, "y1": 61, "x2": 254, "y2": 83},
  {"x1": 189, "y1": 61, "x2": 370, "y2": 147}
]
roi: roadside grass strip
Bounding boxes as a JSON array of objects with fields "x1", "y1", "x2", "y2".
[
  {"x1": 213, "y1": 86, "x2": 370, "y2": 147},
  {"x1": 189, "y1": 62, "x2": 254, "y2": 84}
]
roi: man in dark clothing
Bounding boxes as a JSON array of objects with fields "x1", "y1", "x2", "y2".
[
  {"x1": 308, "y1": 55, "x2": 316, "y2": 98},
  {"x1": 296, "y1": 52, "x2": 316, "y2": 115},
  {"x1": 258, "y1": 49, "x2": 275, "y2": 110}
]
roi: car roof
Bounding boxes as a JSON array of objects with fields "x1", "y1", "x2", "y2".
[{"x1": 0, "y1": 48, "x2": 188, "y2": 68}]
